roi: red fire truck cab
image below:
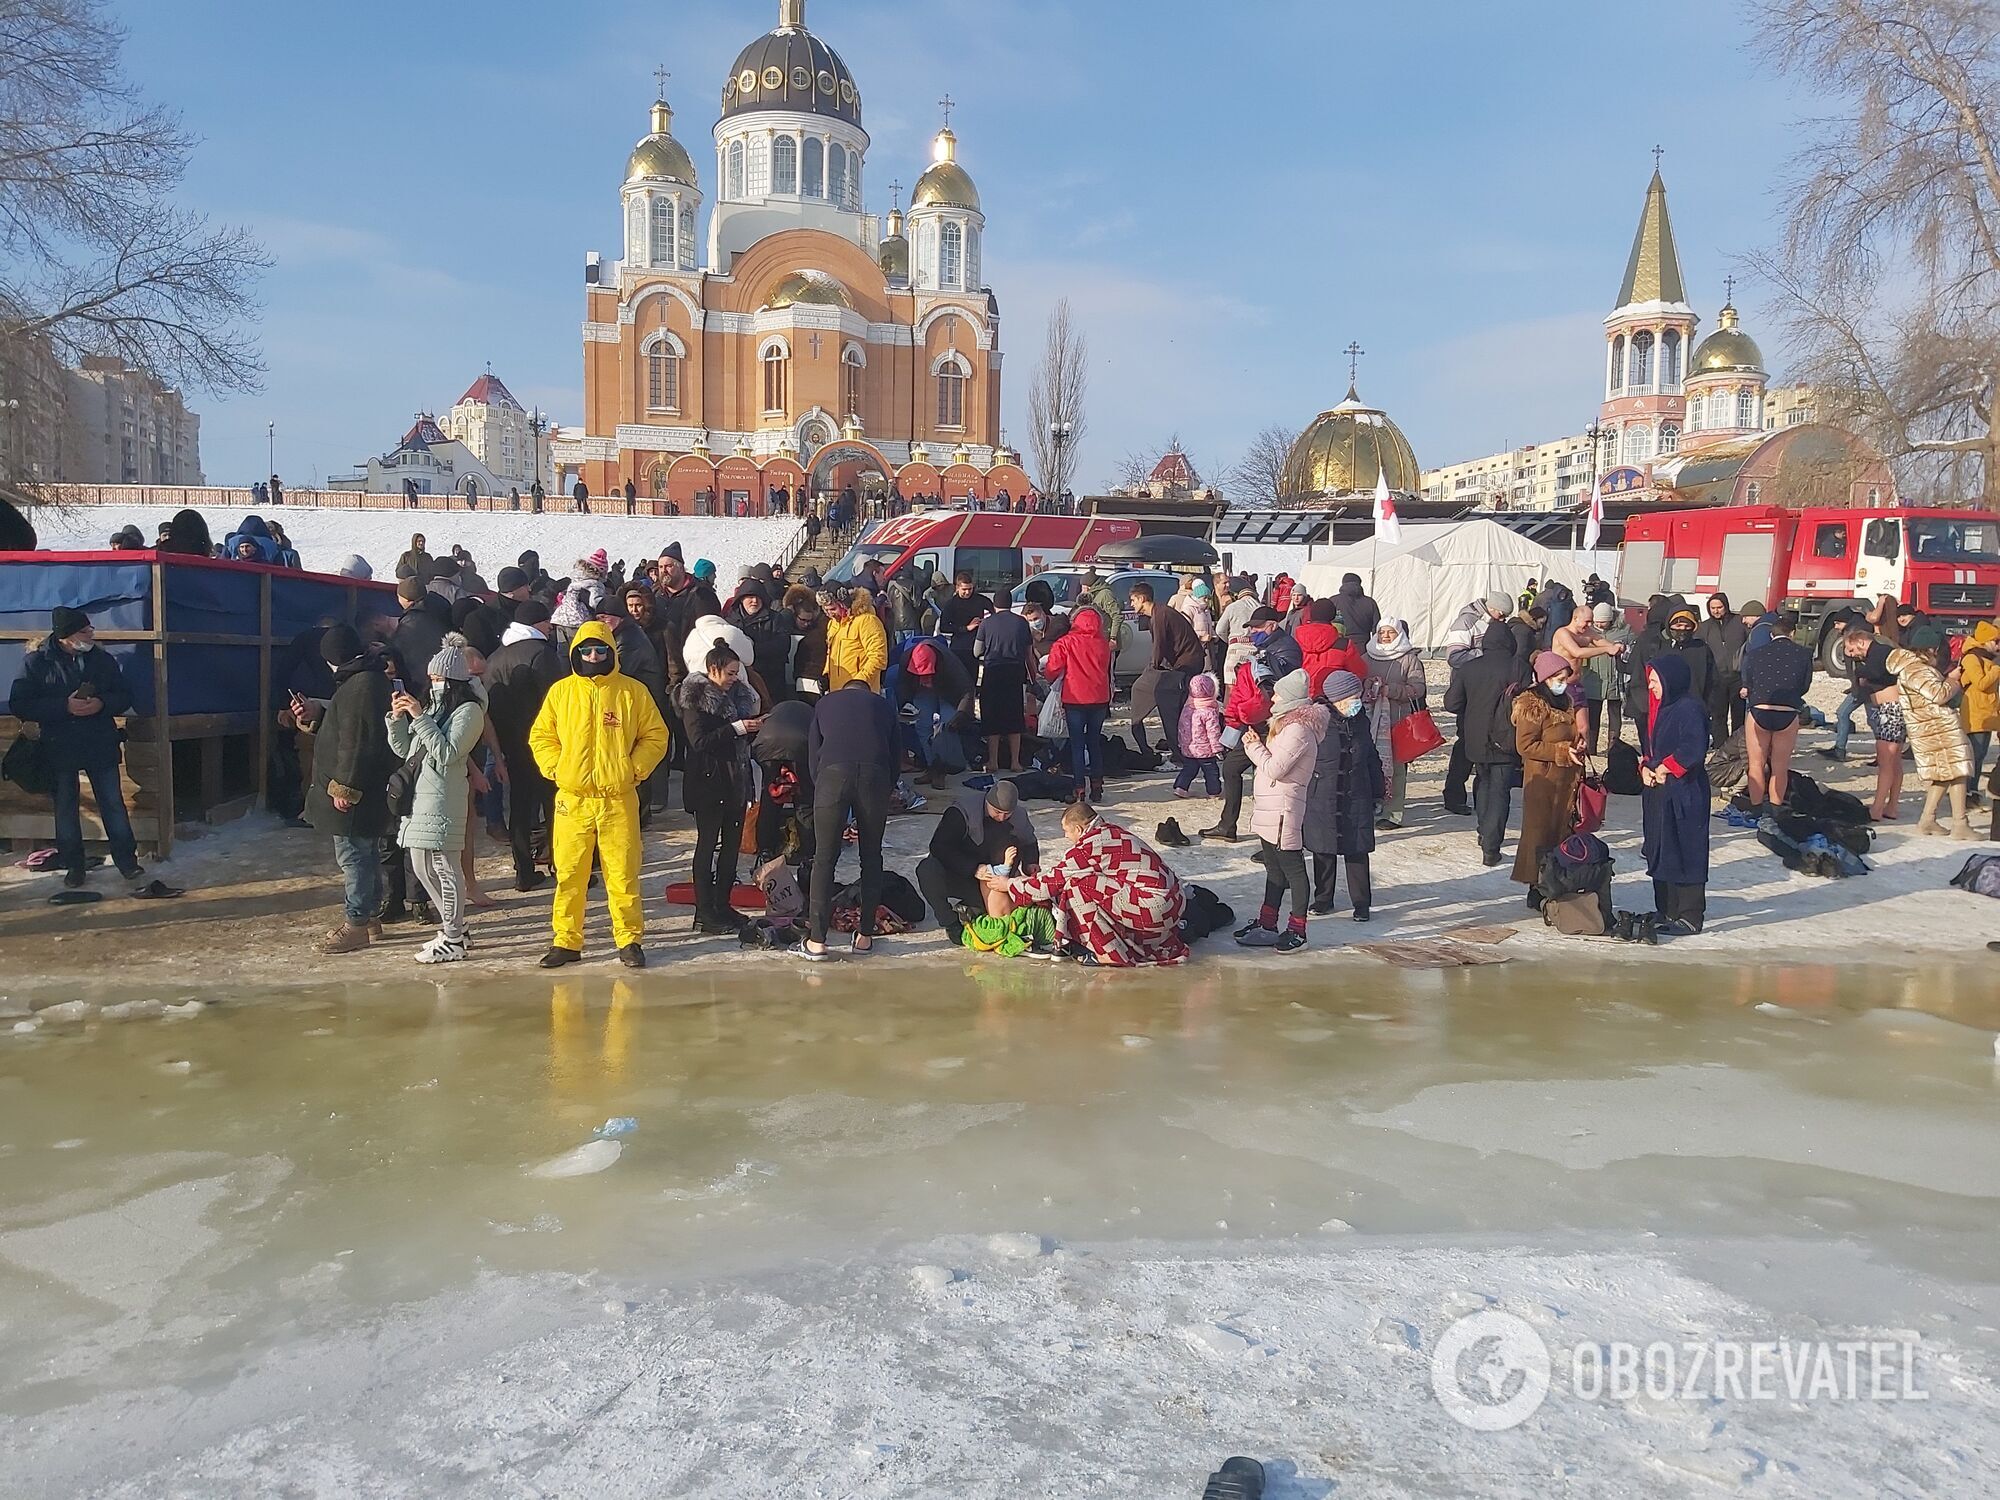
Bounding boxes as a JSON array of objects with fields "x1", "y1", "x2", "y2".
[
  {"x1": 825, "y1": 511, "x2": 1142, "y2": 597},
  {"x1": 1621, "y1": 504, "x2": 2000, "y2": 666}
]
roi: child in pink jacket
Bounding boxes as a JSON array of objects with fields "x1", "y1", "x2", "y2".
[{"x1": 1174, "y1": 672, "x2": 1225, "y2": 796}]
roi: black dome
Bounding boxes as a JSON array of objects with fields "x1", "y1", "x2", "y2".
[{"x1": 721, "y1": 26, "x2": 860, "y2": 127}]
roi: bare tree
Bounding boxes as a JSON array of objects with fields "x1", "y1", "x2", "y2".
[
  {"x1": 1026, "y1": 298, "x2": 1088, "y2": 500},
  {"x1": 0, "y1": 0, "x2": 267, "y2": 396},
  {"x1": 1221, "y1": 423, "x2": 1297, "y2": 506},
  {"x1": 1753, "y1": 0, "x2": 2000, "y2": 508}
]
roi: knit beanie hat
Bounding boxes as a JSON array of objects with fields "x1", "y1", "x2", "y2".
[
  {"x1": 1485, "y1": 591, "x2": 1514, "y2": 616},
  {"x1": 587, "y1": 548, "x2": 608, "y2": 573},
  {"x1": 693, "y1": 558, "x2": 716, "y2": 582},
  {"x1": 1269, "y1": 667, "x2": 1311, "y2": 717},
  {"x1": 1323, "y1": 668, "x2": 1363, "y2": 703},
  {"x1": 1592, "y1": 602, "x2": 1616, "y2": 625},
  {"x1": 1306, "y1": 598, "x2": 1339, "y2": 626},
  {"x1": 319, "y1": 622, "x2": 363, "y2": 666},
  {"x1": 336, "y1": 554, "x2": 372, "y2": 580},
  {"x1": 661, "y1": 541, "x2": 685, "y2": 563},
  {"x1": 984, "y1": 779, "x2": 1020, "y2": 816},
  {"x1": 396, "y1": 576, "x2": 425, "y2": 605},
  {"x1": 1533, "y1": 650, "x2": 1570, "y2": 683},
  {"x1": 908, "y1": 641, "x2": 939, "y2": 675},
  {"x1": 495, "y1": 566, "x2": 527, "y2": 593},
  {"x1": 428, "y1": 634, "x2": 473, "y2": 683},
  {"x1": 51, "y1": 605, "x2": 90, "y2": 639}
]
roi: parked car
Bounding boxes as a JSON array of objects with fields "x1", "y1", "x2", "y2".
[{"x1": 1010, "y1": 566, "x2": 1181, "y2": 685}]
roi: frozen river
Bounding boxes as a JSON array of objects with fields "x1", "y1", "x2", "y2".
[{"x1": 4, "y1": 959, "x2": 1998, "y2": 1496}]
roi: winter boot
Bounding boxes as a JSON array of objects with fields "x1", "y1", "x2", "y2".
[
  {"x1": 538, "y1": 945, "x2": 583, "y2": 968},
  {"x1": 1638, "y1": 912, "x2": 1659, "y2": 946},
  {"x1": 317, "y1": 923, "x2": 372, "y2": 955},
  {"x1": 618, "y1": 943, "x2": 646, "y2": 969},
  {"x1": 1615, "y1": 911, "x2": 1636, "y2": 943},
  {"x1": 1201, "y1": 1457, "x2": 1266, "y2": 1500}
]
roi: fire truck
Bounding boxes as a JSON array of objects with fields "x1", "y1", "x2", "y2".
[
  {"x1": 825, "y1": 510, "x2": 1141, "y2": 597},
  {"x1": 1621, "y1": 504, "x2": 2000, "y2": 668}
]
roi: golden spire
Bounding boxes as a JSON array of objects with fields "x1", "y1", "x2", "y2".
[
  {"x1": 1615, "y1": 166, "x2": 1688, "y2": 308},
  {"x1": 650, "y1": 64, "x2": 672, "y2": 133},
  {"x1": 932, "y1": 126, "x2": 957, "y2": 165}
]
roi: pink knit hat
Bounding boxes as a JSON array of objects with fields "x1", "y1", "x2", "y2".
[{"x1": 1532, "y1": 650, "x2": 1570, "y2": 683}]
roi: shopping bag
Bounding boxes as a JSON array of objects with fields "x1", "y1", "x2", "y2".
[
  {"x1": 1571, "y1": 769, "x2": 1609, "y2": 835},
  {"x1": 1037, "y1": 676, "x2": 1068, "y2": 741}
]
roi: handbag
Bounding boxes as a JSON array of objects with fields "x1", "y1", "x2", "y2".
[
  {"x1": 739, "y1": 799, "x2": 760, "y2": 855},
  {"x1": 383, "y1": 750, "x2": 424, "y2": 820},
  {"x1": 1036, "y1": 676, "x2": 1068, "y2": 741},
  {"x1": 1571, "y1": 764, "x2": 1609, "y2": 835},
  {"x1": 2, "y1": 732, "x2": 52, "y2": 796},
  {"x1": 1389, "y1": 707, "x2": 1445, "y2": 765}
]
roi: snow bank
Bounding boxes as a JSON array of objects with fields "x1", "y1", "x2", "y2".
[{"x1": 25, "y1": 503, "x2": 803, "y2": 588}]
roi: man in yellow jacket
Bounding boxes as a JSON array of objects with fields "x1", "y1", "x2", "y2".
[
  {"x1": 528, "y1": 620, "x2": 669, "y2": 968},
  {"x1": 824, "y1": 586, "x2": 888, "y2": 690}
]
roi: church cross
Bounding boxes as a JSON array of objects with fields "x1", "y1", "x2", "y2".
[
  {"x1": 1344, "y1": 341, "x2": 1365, "y2": 385},
  {"x1": 1723, "y1": 274, "x2": 1737, "y2": 303},
  {"x1": 654, "y1": 65, "x2": 671, "y2": 98},
  {"x1": 809, "y1": 332, "x2": 823, "y2": 359},
  {"x1": 1652, "y1": 144, "x2": 1665, "y2": 170},
  {"x1": 889, "y1": 178, "x2": 903, "y2": 211},
  {"x1": 938, "y1": 93, "x2": 955, "y2": 127}
]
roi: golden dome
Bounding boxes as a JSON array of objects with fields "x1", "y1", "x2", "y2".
[
  {"x1": 626, "y1": 101, "x2": 696, "y2": 186},
  {"x1": 911, "y1": 127, "x2": 980, "y2": 211},
  {"x1": 1690, "y1": 304, "x2": 1764, "y2": 376},
  {"x1": 765, "y1": 269, "x2": 852, "y2": 309},
  {"x1": 1279, "y1": 386, "x2": 1422, "y2": 499}
]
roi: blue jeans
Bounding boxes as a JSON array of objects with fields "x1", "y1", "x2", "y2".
[
  {"x1": 332, "y1": 834, "x2": 382, "y2": 926},
  {"x1": 51, "y1": 759, "x2": 138, "y2": 877},
  {"x1": 1971, "y1": 731, "x2": 1992, "y2": 790},
  {"x1": 1065, "y1": 705, "x2": 1107, "y2": 789},
  {"x1": 1831, "y1": 689, "x2": 1861, "y2": 756},
  {"x1": 906, "y1": 689, "x2": 943, "y2": 765}
]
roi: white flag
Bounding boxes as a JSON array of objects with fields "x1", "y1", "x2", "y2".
[
  {"x1": 1373, "y1": 466, "x2": 1401, "y2": 546},
  {"x1": 1583, "y1": 485, "x2": 1604, "y2": 552}
]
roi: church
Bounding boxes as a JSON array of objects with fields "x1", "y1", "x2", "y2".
[{"x1": 551, "y1": 0, "x2": 1029, "y2": 515}]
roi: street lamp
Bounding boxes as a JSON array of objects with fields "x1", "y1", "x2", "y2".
[
  {"x1": 0, "y1": 398, "x2": 19, "y2": 483},
  {"x1": 1582, "y1": 422, "x2": 1608, "y2": 507},
  {"x1": 528, "y1": 407, "x2": 549, "y2": 508},
  {"x1": 266, "y1": 421, "x2": 275, "y2": 482},
  {"x1": 1048, "y1": 419, "x2": 1074, "y2": 513}
]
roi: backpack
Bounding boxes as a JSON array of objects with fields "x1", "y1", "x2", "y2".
[
  {"x1": 1604, "y1": 740, "x2": 1643, "y2": 796},
  {"x1": 1949, "y1": 852, "x2": 2000, "y2": 899},
  {"x1": 1177, "y1": 883, "x2": 1234, "y2": 945},
  {"x1": 1542, "y1": 892, "x2": 1608, "y2": 937}
]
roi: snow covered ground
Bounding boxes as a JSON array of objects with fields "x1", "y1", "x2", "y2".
[{"x1": 23, "y1": 501, "x2": 805, "y2": 587}]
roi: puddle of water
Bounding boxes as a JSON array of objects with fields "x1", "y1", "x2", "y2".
[{"x1": 1, "y1": 958, "x2": 1997, "y2": 1418}]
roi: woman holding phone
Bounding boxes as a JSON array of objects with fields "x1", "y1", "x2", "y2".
[
  {"x1": 677, "y1": 641, "x2": 764, "y2": 935},
  {"x1": 386, "y1": 635, "x2": 486, "y2": 963}
]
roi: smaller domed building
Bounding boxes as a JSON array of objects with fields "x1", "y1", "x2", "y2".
[{"x1": 1280, "y1": 385, "x2": 1422, "y2": 504}]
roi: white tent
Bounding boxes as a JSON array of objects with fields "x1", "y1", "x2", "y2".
[{"x1": 1299, "y1": 520, "x2": 1605, "y2": 649}]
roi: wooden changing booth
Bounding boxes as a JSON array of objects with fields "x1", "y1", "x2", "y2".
[{"x1": 0, "y1": 552, "x2": 398, "y2": 857}]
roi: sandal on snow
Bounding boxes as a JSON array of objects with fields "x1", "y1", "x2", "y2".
[
  {"x1": 47, "y1": 889, "x2": 102, "y2": 906},
  {"x1": 130, "y1": 880, "x2": 183, "y2": 899}
]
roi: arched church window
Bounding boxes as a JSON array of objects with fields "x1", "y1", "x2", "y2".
[
  {"x1": 1658, "y1": 421, "x2": 1680, "y2": 456},
  {"x1": 763, "y1": 341, "x2": 790, "y2": 415},
  {"x1": 727, "y1": 140, "x2": 745, "y2": 198},
  {"x1": 966, "y1": 225, "x2": 982, "y2": 289},
  {"x1": 843, "y1": 344, "x2": 864, "y2": 420},
  {"x1": 643, "y1": 332, "x2": 683, "y2": 413},
  {"x1": 1630, "y1": 331, "x2": 1654, "y2": 388},
  {"x1": 1661, "y1": 330, "x2": 1682, "y2": 387},
  {"x1": 679, "y1": 202, "x2": 696, "y2": 269},
  {"x1": 802, "y1": 138, "x2": 824, "y2": 198},
  {"x1": 940, "y1": 222, "x2": 963, "y2": 288},
  {"x1": 650, "y1": 197, "x2": 674, "y2": 268},
  {"x1": 1736, "y1": 388, "x2": 1756, "y2": 428},
  {"x1": 935, "y1": 353, "x2": 968, "y2": 429},
  {"x1": 626, "y1": 197, "x2": 645, "y2": 262},
  {"x1": 828, "y1": 143, "x2": 848, "y2": 208},
  {"x1": 1688, "y1": 394, "x2": 1704, "y2": 431},
  {"x1": 1609, "y1": 335, "x2": 1625, "y2": 391},
  {"x1": 916, "y1": 221, "x2": 936, "y2": 287},
  {"x1": 773, "y1": 135, "x2": 797, "y2": 194},
  {"x1": 1622, "y1": 425, "x2": 1649, "y2": 464}
]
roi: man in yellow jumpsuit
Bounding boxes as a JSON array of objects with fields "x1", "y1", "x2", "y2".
[{"x1": 528, "y1": 619, "x2": 669, "y2": 968}]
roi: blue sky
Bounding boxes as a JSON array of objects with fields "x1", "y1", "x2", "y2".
[{"x1": 124, "y1": 0, "x2": 1813, "y2": 491}]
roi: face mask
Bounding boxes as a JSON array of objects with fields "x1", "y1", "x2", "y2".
[
  {"x1": 1669, "y1": 628, "x2": 1694, "y2": 644},
  {"x1": 1546, "y1": 676, "x2": 1572, "y2": 695},
  {"x1": 1338, "y1": 700, "x2": 1364, "y2": 718},
  {"x1": 575, "y1": 647, "x2": 613, "y2": 678}
]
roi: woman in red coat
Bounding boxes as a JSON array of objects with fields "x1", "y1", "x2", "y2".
[{"x1": 1043, "y1": 604, "x2": 1113, "y2": 801}]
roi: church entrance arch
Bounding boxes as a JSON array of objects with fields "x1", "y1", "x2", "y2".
[{"x1": 808, "y1": 439, "x2": 890, "y2": 502}]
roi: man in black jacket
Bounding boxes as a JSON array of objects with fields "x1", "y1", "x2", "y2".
[
  {"x1": 805, "y1": 678, "x2": 900, "y2": 957},
  {"x1": 725, "y1": 581, "x2": 795, "y2": 698},
  {"x1": 1131, "y1": 581, "x2": 1203, "y2": 758},
  {"x1": 916, "y1": 780, "x2": 1041, "y2": 943},
  {"x1": 485, "y1": 601, "x2": 562, "y2": 889},
  {"x1": 301, "y1": 625, "x2": 396, "y2": 951},
  {"x1": 1442, "y1": 620, "x2": 1525, "y2": 866},
  {"x1": 387, "y1": 578, "x2": 446, "y2": 687},
  {"x1": 1663, "y1": 607, "x2": 1716, "y2": 708},
  {"x1": 7, "y1": 606, "x2": 152, "y2": 892}
]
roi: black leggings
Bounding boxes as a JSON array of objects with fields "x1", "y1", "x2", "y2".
[
  {"x1": 809, "y1": 762, "x2": 892, "y2": 942},
  {"x1": 1312, "y1": 853, "x2": 1373, "y2": 916},
  {"x1": 692, "y1": 801, "x2": 745, "y2": 918},
  {"x1": 1257, "y1": 840, "x2": 1310, "y2": 920}
]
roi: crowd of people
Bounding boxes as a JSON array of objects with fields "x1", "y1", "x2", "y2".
[{"x1": 10, "y1": 517, "x2": 1998, "y2": 964}]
